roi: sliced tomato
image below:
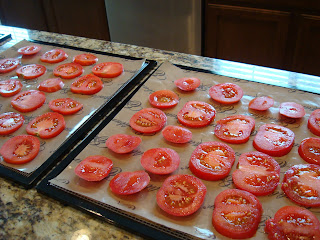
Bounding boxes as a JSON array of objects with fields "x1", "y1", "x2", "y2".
[
  {"x1": 105, "y1": 134, "x2": 141, "y2": 154},
  {"x1": 248, "y1": 96, "x2": 274, "y2": 111},
  {"x1": 92, "y1": 62, "x2": 123, "y2": 78},
  {"x1": 70, "y1": 74, "x2": 103, "y2": 95},
  {"x1": 26, "y1": 112, "x2": 65, "y2": 139},
  {"x1": 40, "y1": 49, "x2": 68, "y2": 63},
  {"x1": 73, "y1": 53, "x2": 98, "y2": 66},
  {"x1": 0, "y1": 58, "x2": 19, "y2": 74},
  {"x1": 281, "y1": 164, "x2": 320, "y2": 207},
  {"x1": 74, "y1": 155, "x2": 113, "y2": 181},
  {"x1": 129, "y1": 108, "x2": 167, "y2": 134},
  {"x1": 156, "y1": 174, "x2": 207, "y2": 216},
  {"x1": 17, "y1": 45, "x2": 41, "y2": 55},
  {"x1": 253, "y1": 124, "x2": 295, "y2": 157},
  {"x1": 214, "y1": 115, "x2": 255, "y2": 144},
  {"x1": 209, "y1": 83, "x2": 243, "y2": 104},
  {"x1": 177, "y1": 101, "x2": 216, "y2": 128},
  {"x1": 265, "y1": 206, "x2": 320, "y2": 240},
  {"x1": 298, "y1": 137, "x2": 320, "y2": 165},
  {"x1": 0, "y1": 79, "x2": 23, "y2": 97},
  {"x1": 38, "y1": 78, "x2": 64, "y2": 93},
  {"x1": 49, "y1": 98, "x2": 83, "y2": 115},
  {"x1": 189, "y1": 141, "x2": 235, "y2": 181},
  {"x1": 16, "y1": 64, "x2": 46, "y2": 80},
  {"x1": 109, "y1": 170, "x2": 150, "y2": 195},
  {"x1": 140, "y1": 148, "x2": 180, "y2": 175},
  {"x1": 174, "y1": 77, "x2": 201, "y2": 91},
  {"x1": 280, "y1": 102, "x2": 306, "y2": 118},
  {"x1": 148, "y1": 90, "x2": 179, "y2": 109},
  {"x1": 212, "y1": 189, "x2": 262, "y2": 239},
  {"x1": 308, "y1": 109, "x2": 320, "y2": 136},
  {"x1": 162, "y1": 125, "x2": 192, "y2": 144},
  {"x1": 232, "y1": 151, "x2": 280, "y2": 196},
  {"x1": 0, "y1": 135, "x2": 40, "y2": 164},
  {"x1": 53, "y1": 63, "x2": 84, "y2": 79},
  {"x1": 11, "y1": 90, "x2": 46, "y2": 113},
  {"x1": 0, "y1": 112, "x2": 24, "y2": 135}
]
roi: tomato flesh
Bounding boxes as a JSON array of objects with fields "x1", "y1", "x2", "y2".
[
  {"x1": 16, "y1": 64, "x2": 46, "y2": 80},
  {"x1": 249, "y1": 96, "x2": 274, "y2": 111},
  {"x1": 92, "y1": 62, "x2": 123, "y2": 78},
  {"x1": 17, "y1": 45, "x2": 41, "y2": 55},
  {"x1": 0, "y1": 112, "x2": 24, "y2": 135},
  {"x1": 11, "y1": 90, "x2": 46, "y2": 113},
  {"x1": 73, "y1": 53, "x2": 98, "y2": 66},
  {"x1": 70, "y1": 74, "x2": 103, "y2": 95},
  {"x1": 0, "y1": 79, "x2": 23, "y2": 97},
  {"x1": 279, "y1": 102, "x2": 306, "y2": 118},
  {"x1": 0, "y1": 58, "x2": 19, "y2": 73},
  {"x1": 308, "y1": 109, "x2": 320, "y2": 136},
  {"x1": 105, "y1": 134, "x2": 141, "y2": 154},
  {"x1": 49, "y1": 98, "x2": 83, "y2": 115},
  {"x1": 298, "y1": 137, "x2": 320, "y2": 165},
  {"x1": 53, "y1": 63, "x2": 84, "y2": 79},
  {"x1": 162, "y1": 125, "x2": 192, "y2": 144},
  {"x1": 40, "y1": 49, "x2": 68, "y2": 63},
  {"x1": 38, "y1": 78, "x2": 64, "y2": 93},
  {"x1": 174, "y1": 77, "x2": 201, "y2": 91},
  {"x1": 148, "y1": 90, "x2": 179, "y2": 109},
  {"x1": 209, "y1": 83, "x2": 243, "y2": 104}
]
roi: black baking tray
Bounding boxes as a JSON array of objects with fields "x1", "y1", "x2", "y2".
[{"x1": 0, "y1": 33, "x2": 11, "y2": 44}]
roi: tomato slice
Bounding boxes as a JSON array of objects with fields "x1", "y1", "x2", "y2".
[
  {"x1": 0, "y1": 58, "x2": 19, "y2": 73},
  {"x1": 38, "y1": 78, "x2": 64, "y2": 93},
  {"x1": 73, "y1": 53, "x2": 98, "y2": 66},
  {"x1": 0, "y1": 79, "x2": 23, "y2": 97},
  {"x1": 26, "y1": 112, "x2": 65, "y2": 139},
  {"x1": 16, "y1": 64, "x2": 46, "y2": 80},
  {"x1": 253, "y1": 124, "x2": 295, "y2": 157},
  {"x1": 70, "y1": 74, "x2": 103, "y2": 95},
  {"x1": 265, "y1": 206, "x2": 320, "y2": 240},
  {"x1": 0, "y1": 135, "x2": 40, "y2": 164},
  {"x1": 11, "y1": 90, "x2": 46, "y2": 113},
  {"x1": 212, "y1": 189, "x2": 262, "y2": 239},
  {"x1": 279, "y1": 102, "x2": 306, "y2": 118},
  {"x1": 189, "y1": 141, "x2": 235, "y2": 181},
  {"x1": 74, "y1": 155, "x2": 113, "y2": 181},
  {"x1": 40, "y1": 49, "x2": 68, "y2": 63},
  {"x1": 209, "y1": 83, "x2": 243, "y2": 104},
  {"x1": 214, "y1": 115, "x2": 255, "y2": 144},
  {"x1": 105, "y1": 134, "x2": 142, "y2": 154},
  {"x1": 308, "y1": 109, "x2": 320, "y2": 136},
  {"x1": 53, "y1": 63, "x2": 84, "y2": 79},
  {"x1": 298, "y1": 137, "x2": 320, "y2": 165},
  {"x1": 129, "y1": 108, "x2": 167, "y2": 134},
  {"x1": 174, "y1": 77, "x2": 201, "y2": 91},
  {"x1": 162, "y1": 125, "x2": 192, "y2": 143},
  {"x1": 49, "y1": 98, "x2": 83, "y2": 115},
  {"x1": 232, "y1": 151, "x2": 280, "y2": 196},
  {"x1": 140, "y1": 148, "x2": 180, "y2": 175},
  {"x1": 0, "y1": 112, "x2": 24, "y2": 135},
  {"x1": 248, "y1": 96, "x2": 274, "y2": 111},
  {"x1": 109, "y1": 170, "x2": 150, "y2": 195},
  {"x1": 281, "y1": 164, "x2": 320, "y2": 207},
  {"x1": 156, "y1": 174, "x2": 207, "y2": 216},
  {"x1": 177, "y1": 101, "x2": 216, "y2": 128},
  {"x1": 17, "y1": 45, "x2": 41, "y2": 55},
  {"x1": 92, "y1": 62, "x2": 123, "y2": 78},
  {"x1": 148, "y1": 90, "x2": 179, "y2": 109}
]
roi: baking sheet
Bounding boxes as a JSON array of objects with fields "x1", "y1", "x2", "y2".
[{"x1": 37, "y1": 61, "x2": 320, "y2": 239}]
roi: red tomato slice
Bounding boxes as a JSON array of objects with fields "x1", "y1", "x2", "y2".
[
  {"x1": 209, "y1": 83, "x2": 243, "y2": 104},
  {"x1": 174, "y1": 77, "x2": 201, "y2": 91},
  {"x1": 281, "y1": 164, "x2": 320, "y2": 207},
  {"x1": 92, "y1": 62, "x2": 123, "y2": 78},
  {"x1": 214, "y1": 115, "x2": 255, "y2": 144},
  {"x1": 74, "y1": 155, "x2": 113, "y2": 181},
  {"x1": 26, "y1": 112, "x2": 65, "y2": 139},
  {"x1": 177, "y1": 101, "x2": 216, "y2": 128},
  {"x1": 11, "y1": 90, "x2": 46, "y2": 113},
  {"x1": 109, "y1": 170, "x2": 150, "y2": 195},
  {"x1": 73, "y1": 53, "x2": 98, "y2": 66},
  {"x1": 156, "y1": 174, "x2": 207, "y2": 216},
  {"x1": 298, "y1": 137, "x2": 320, "y2": 165},
  {"x1": 17, "y1": 45, "x2": 41, "y2": 55},
  {"x1": 308, "y1": 109, "x2": 320, "y2": 136},
  {"x1": 140, "y1": 148, "x2": 180, "y2": 175},
  {"x1": 212, "y1": 189, "x2": 262, "y2": 239},
  {"x1": 129, "y1": 108, "x2": 167, "y2": 134},
  {"x1": 248, "y1": 96, "x2": 274, "y2": 111},
  {"x1": 148, "y1": 90, "x2": 179, "y2": 109},
  {"x1": 253, "y1": 124, "x2": 295, "y2": 157},
  {"x1": 105, "y1": 134, "x2": 141, "y2": 154},
  {"x1": 49, "y1": 98, "x2": 83, "y2": 115},
  {"x1": 265, "y1": 206, "x2": 320, "y2": 240},
  {"x1": 70, "y1": 74, "x2": 103, "y2": 95},
  {"x1": 162, "y1": 125, "x2": 192, "y2": 143},
  {"x1": 232, "y1": 151, "x2": 280, "y2": 196},
  {"x1": 53, "y1": 63, "x2": 84, "y2": 79},
  {"x1": 16, "y1": 64, "x2": 46, "y2": 80},
  {"x1": 279, "y1": 102, "x2": 306, "y2": 118},
  {"x1": 40, "y1": 49, "x2": 68, "y2": 63},
  {"x1": 0, "y1": 58, "x2": 19, "y2": 74},
  {"x1": 189, "y1": 141, "x2": 235, "y2": 181},
  {"x1": 0, "y1": 112, "x2": 24, "y2": 135},
  {"x1": 0, "y1": 79, "x2": 23, "y2": 97},
  {"x1": 0, "y1": 135, "x2": 40, "y2": 164},
  {"x1": 38, "y1": 78, "x2": 64, "y2": 93}
]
